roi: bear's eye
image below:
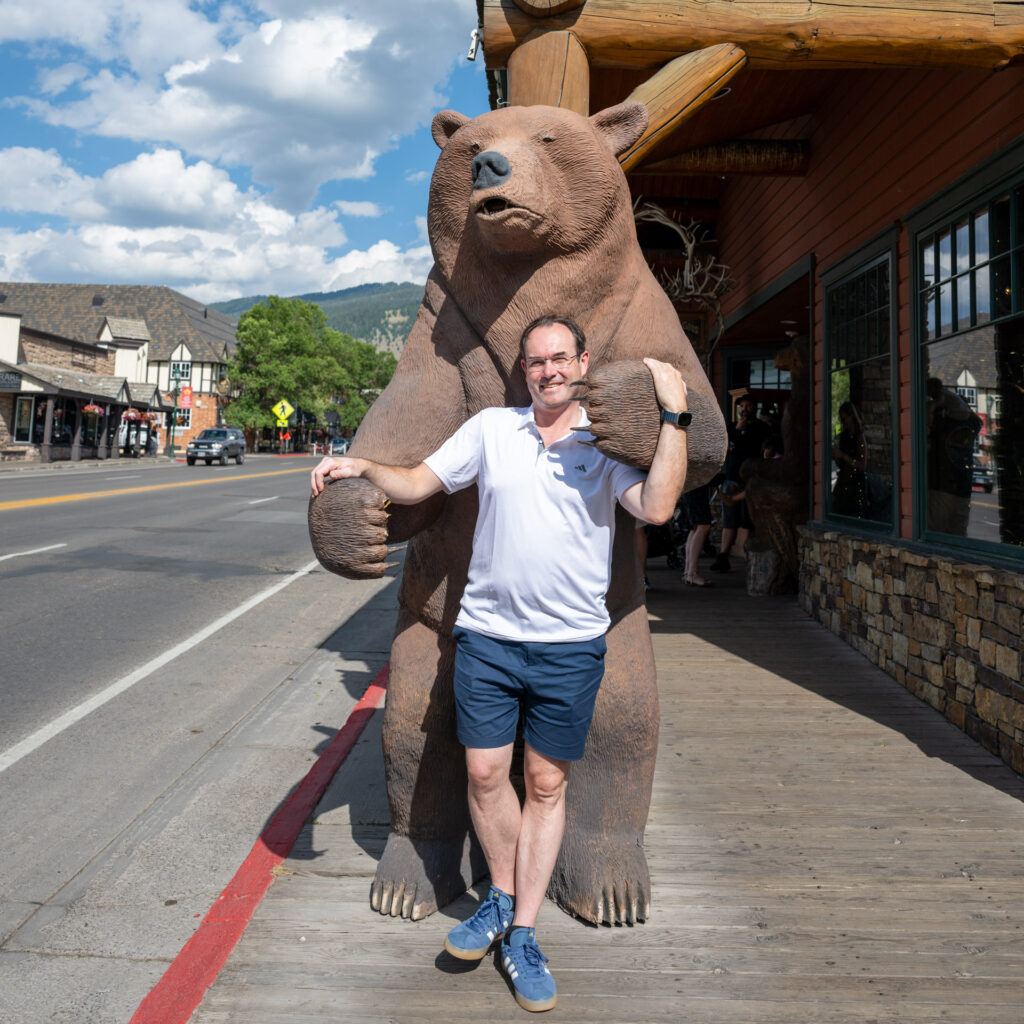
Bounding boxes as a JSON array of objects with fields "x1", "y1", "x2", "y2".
[
  {"x1": 541, "y1": 135, "x2": 555, "y2": 143},
  {"x1": 469, "y1": 142, "x2": 481, "y2": 154}
]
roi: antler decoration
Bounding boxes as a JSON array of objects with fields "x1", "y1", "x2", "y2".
[{"x1": 633, "y1": 199, "x2": 734, "y2": 364}]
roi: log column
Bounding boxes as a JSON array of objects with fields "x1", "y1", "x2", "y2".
[{"x1": 507, "y1": 30, "x2": 590, "y2": 113}]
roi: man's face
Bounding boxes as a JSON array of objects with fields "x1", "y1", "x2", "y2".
[
  {"x1": 737, "y1": 399, "x2": 756, "y2": 423},
  {"x1": 521, "y1": 323, "x2": 589, "y2": 414}
]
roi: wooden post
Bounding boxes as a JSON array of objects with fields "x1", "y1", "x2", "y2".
[
  {"x1": 618, "y1": 44, "x2": 748, "y2": 173},
  {"x1": 70, "y1": 399, "x2": 83, "y2": 461},
  {"x1": 484, "y1": 0, "x2": 1024, "y2": 71},
  {"x1": 507, "y1": 29, "x2": 590, "y2": 112}
]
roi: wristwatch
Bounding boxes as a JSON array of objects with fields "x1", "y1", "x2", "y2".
[{"x1": 660, "y1": 408, "x2": 692, "y2": 428}]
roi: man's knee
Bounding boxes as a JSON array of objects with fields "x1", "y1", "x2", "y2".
[
  {"x1": 465, "y1": 745, "x2": 513, "y2": 794},
  {"x1": 524, "y1": 749, "x2": 570, "y2": 805}
]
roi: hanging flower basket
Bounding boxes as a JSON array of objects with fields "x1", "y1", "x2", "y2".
[
  {"x1": 82, "y1": 403, "x2": 104, "y2": 416},
  {"x1": 123, "y1": 408, "x2": 142, "y2": 421},
  {"x1": 146, "y1": 411, "x2": 161, "y2": 422}
]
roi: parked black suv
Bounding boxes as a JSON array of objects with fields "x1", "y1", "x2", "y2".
[{"x1": 186, "y1": 427, "x2": 246, "y2": 465}]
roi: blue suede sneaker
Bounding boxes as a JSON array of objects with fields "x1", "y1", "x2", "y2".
[
  {"x1": 443, "y1": 886, "x2": 514, "y2": 961},
  {"x1": 500, "y1": 926, "x2": 557, "y2": 1012}
]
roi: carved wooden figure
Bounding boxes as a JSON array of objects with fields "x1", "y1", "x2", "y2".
[{"x1": 309, "y1": 101, "x2": 726, "y2": 925}]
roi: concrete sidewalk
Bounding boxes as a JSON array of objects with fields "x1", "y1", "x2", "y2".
[{"x1": 190, "y1": 558, "x2": 1024, "y2": 1024}]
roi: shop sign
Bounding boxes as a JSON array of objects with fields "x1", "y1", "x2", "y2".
[
  {"x1": 180, "y1": 386, "x2": 193, "y2": 409},
  {"x1": 0, "y1": 371, "x2": 22, "y2": 391}
]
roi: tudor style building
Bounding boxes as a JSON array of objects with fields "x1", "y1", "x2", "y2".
[
  {"x1": 481, "y1": 0, "x2": 1024, "y2": 773},
  {"x1": 0, "y1": 283, "x2": 237, "y2": 461}
]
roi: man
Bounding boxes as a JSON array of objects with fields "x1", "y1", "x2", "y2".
[
  {"x1": 311, "y1": 315, "x2": 689, "y2": 1013},
  {"x1": 926, "y1": 377, "x2": 981, "y2": 536},
  {"x1": 709, "y1": 394, "x2": 771, "y2": 572}
]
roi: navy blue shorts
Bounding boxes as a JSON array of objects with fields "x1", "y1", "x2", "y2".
[{"x1": 452, "y1": 627, "x2": 606, "y2": 762}]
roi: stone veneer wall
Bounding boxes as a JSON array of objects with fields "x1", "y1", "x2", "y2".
[{"x1": 798, "y1": 524, "x2": 1024, "y2": 775}]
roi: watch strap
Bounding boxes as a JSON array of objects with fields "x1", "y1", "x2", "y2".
[{"x1": 660, "y1": 408, "x2": 692, "y2": 428}]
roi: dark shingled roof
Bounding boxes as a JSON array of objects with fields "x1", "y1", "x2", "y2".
[{"x1": 0, "y1": 283, "x2": 237, "y2": 364}]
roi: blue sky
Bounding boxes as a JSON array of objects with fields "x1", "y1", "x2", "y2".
[{"x1": 0, "y1": 0, "x2": 489, "y2": 302}]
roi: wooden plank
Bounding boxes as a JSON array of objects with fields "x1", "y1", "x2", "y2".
[
  {"x1": 620, "y1": 45, "x2": 748, "y2": 172},
  {"x1": 507, "y1": 29, "x2": 590, "y2": 112},
  {"x1": 483, "y1": 0, "x2": 1024, "y2": 70},
  {"x1": 631, "y1": 140, "x2": 811, "y2": 177}
]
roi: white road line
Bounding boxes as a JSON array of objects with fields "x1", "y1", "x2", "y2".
[
  {"x1": 106, "y1": 474, "x2": 140, "y2": 480},
  {"x1": 0, "y1": 542, "x2": 68, "y2": 563},
  {"x1": 0, "y1": 558, "x2": 320, "y2": 774},
  {"x1": 248, "y1": 496, "x2": 279, "y2": 504}
]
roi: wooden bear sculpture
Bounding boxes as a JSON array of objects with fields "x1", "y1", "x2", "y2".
[{"x1": 309, "y1": 101, "x2": 726, "y2": 925}]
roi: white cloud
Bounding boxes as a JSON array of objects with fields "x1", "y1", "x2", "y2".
[
  {"x1": 0, "y1": 144, "x2": 427, "y2": 301},
  {"x1": 11, "y1": 1, "x2": 479, "y2": 208},
  {"x1": 0, "y1": 147, "x2": 98, "y2": 216},
  {"x1": 324, "y1": 240, "x2": 433, "y2": 292},
  {"x1": 334, "y1": 200, "x2": 382, "y2": 217},
  {"x1": 405, "y1": 169, "x2": 429, "y2": 183}
]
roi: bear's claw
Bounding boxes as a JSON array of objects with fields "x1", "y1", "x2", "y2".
[
  {"x1": 371, "y1": 831, "x2": 486, "y2": 921},
  {"x1": 548, "y1": 829, "x2": 651, "y2": 926}
]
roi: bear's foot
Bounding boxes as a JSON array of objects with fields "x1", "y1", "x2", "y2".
[
  {"x1": 548, "y1": 829, "x2": 651, "y2": 926},
  {"x1": 371, "y1": 831, "x2": 486, "y2": 921}
]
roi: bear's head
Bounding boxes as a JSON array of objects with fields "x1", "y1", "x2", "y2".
[{"x1": 428, "y1": 102, "x2": 648, "y2": 269}]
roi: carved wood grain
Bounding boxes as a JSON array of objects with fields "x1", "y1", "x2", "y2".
[
  {"x1": 507, "y1": 29, "x2": 590, "y2": 112},
  {"x1": 483, "y1": 0, "x2": 1024, "y2": 70},
  {"x1": 619, "y1": 44, "x2": 748, "y2": 173}
]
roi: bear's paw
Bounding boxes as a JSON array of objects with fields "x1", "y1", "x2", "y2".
[
  {"x1": 576, "y1": 360, "x2": 660, "y2": 470},
  {"x1": 548, "y1": 828, "x2": 651, "y2": 926},
  {"x1": 308, "y1": 477, "x2": 393, "y2": 580}
]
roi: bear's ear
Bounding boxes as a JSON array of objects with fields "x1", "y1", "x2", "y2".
[
  {"x1": 589, "y1": 101, "x2": 649, "y2": 157},
  {"x1": 432, "y1": 110, "x2": 471, "y2": 149}
]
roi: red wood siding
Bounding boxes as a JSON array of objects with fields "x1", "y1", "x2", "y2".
[{"x1": 716, "y1": 66, "x2": 1024, "y2": 531}]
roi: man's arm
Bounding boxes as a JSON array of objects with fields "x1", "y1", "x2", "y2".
[
  {"x1": 311, "y1": 456, "x2": 444, "y2": 504},
  {"x1": 619, "y1": 358, "x2": 689, "y2": 525}
]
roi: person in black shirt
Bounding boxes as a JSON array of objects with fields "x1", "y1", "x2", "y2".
[{"x1": 710, "y1": 395, "x2": 771, "y2": 572}]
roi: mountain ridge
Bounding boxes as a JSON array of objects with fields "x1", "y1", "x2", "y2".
[{"x1": 210, "y1": 280, "x2": 425, "y2": 355}]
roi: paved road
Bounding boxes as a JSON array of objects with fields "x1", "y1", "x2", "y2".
[{"x1": 0, "y1": 456, "x2": 400, "y2": 1023}]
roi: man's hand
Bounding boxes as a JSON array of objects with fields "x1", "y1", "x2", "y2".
[
  {"x1": 642, "y1": 357, "x2": 688, "y2": 413},
  {"x1": 311, "y1": 456, "x2": 366, "y2": 498}
]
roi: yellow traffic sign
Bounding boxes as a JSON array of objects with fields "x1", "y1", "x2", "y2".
[
  {"x1": 276, "y1": 417, "x2": 289, "y2": 427},
  {"x1": 271, "y1": 399, "x2": 294, "y2": 420}
]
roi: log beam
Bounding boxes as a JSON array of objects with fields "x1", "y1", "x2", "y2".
[
  {"x1": 619, "y1": 44, "x2": 748, "y2": 173},
  {"x1": 631, "y1": 140, "x2": 810, "y2": 177},
  {"x1": 507, "y1": 29, "x2": 590, "y2": 112},
  {"x1": 483, "y1": 0, "x2": 1024, "y2": 71},
  {"x1": 512, "y1": 0, "x2": 586, "y2": 14}
]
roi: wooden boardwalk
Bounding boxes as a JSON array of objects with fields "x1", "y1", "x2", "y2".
[{"x1": 193, "y1": 560, "x2": 1024, "y2": 1024}]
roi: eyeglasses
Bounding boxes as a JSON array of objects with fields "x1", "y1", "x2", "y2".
[{"x1": 524, "y1": 354, "x2": 578, "y2": 375}]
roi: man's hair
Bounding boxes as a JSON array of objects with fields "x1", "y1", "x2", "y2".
[{"x1": 519, "y1": 315, "x2": 587, "y2": 361}]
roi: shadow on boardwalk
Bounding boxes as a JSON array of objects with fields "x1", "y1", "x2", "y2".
[{"x1": 194, "y1": 558, "x2": 1024, "y2": 1024}]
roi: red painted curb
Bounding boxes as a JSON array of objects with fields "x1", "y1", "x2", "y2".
[{"x1": 129, "y1": 664, "x2": 389, "y2": 1024}]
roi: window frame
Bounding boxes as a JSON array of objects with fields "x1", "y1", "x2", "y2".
[
  {"x1": 908, "y1": 138, "x2": 1024, "y2": 563},
  {"x1": 820, "y1": 227, "x2": 900, "y2": 534}
]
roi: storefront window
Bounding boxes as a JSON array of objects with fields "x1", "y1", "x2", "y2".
[
  {"x1": 917, "y1": 180, "x2": 1024, "y2": 550},
  {"x1": 13, "y1": 396, "x2": 34, "y2": 442},
  {"x1": 823, "y1": 251, "x2": 895, "y2": 528}
]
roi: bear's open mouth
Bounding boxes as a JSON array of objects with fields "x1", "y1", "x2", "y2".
[{"x1": 477, "y1": 196, "x2": 519, "y2": 216}]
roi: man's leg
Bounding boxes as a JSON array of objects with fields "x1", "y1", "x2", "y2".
[
  {"x1": 512, "y1": 745, "x2": 570, "y2": 928},
  {"x1": 444, "y1": 742, "x2": 518, "y2": 961},
  {"x1": 465, "y1": 743, "x2": 519, "y2": 895}
]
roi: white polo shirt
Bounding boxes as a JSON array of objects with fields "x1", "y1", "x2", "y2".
[{"x1": 424, "y1": 405, "x2": 646, "y2": 642}]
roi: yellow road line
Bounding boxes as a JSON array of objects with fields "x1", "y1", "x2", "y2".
[{"x1": 0, "y1": 467, "x2": 312, "y2": 512}]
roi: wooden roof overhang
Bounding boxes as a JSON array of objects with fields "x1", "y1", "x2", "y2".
[{"x1": 481, "y1": 0, "x2": 1023, "y2": 336}]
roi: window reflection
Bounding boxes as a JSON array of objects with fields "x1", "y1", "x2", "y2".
[
  {"x1": 923, "y1": 319, "x2": 1023, "y2": 546},
  {"x1": 827, "y1": 255, "x2": 894, "y2": 526}
]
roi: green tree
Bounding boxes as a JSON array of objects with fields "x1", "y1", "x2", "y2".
[{"x1": 223, "y1": 295, "x2": 395, "y2": 433}]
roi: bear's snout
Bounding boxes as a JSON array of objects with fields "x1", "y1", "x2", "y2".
[{"x1": 471, "y1": 151, "x2": 511, "y2": 190}]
